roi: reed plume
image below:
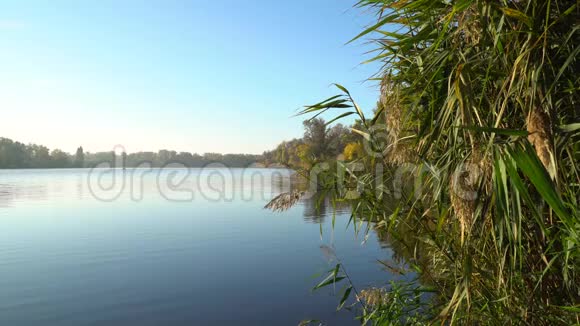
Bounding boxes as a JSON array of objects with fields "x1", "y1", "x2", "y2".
[
  {"x1": 264, "y1": 190, "x2": 305, "y2": 212},
  {"x1": 526, "y1": 107, "x2": 556, "y2": 180}
]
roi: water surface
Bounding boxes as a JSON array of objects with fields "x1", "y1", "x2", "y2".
[{"x1": 0, "y1": 168, "x2": 402, "y2": 325}]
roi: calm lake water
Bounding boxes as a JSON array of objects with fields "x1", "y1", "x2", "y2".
[{"x1": 0, "y1": 168, "x2": 404, "y2": 325}]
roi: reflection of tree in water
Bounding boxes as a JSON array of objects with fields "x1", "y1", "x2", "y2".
[
  {"x1": 0, "y1": 184, "x2": 12, "y2": 208},
  {"x1": 265, "y1": 178, "x2": 431, "y2": 284},
  {"x1": 266, "y1": 171, "x2": 351, "y2": 224},
  {"x1": 265, "y1": 174, "x2": 439, "y2": 301},
  {"x1": 372, "y1": 217, "x2": 436, "y2": 287},
  {"x1": 301, "y1": 192, "x2": 328, "y2": 224},
  {"x1": 305, "y1": 190, "x2": 432, "y2": 284},
  {"x1": 300, "y1": 192, "x2": 352, "y2": 224},
  {"x1": 267, "y1": 171, "x2": 330, "y2": 223},
  {"x1": 0, "y1": 183, "x2": 48, "y2": 208},
  {"x1": 268, "y1": 169, "x2": 300, "y2": 196}
]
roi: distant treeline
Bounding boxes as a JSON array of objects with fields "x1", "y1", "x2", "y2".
[
  {"x1": 1, "y1": 120, "x2": 362, "y2": 170},
  {"x1": 0, "y1": 137, "x2": 260, "y2": 169}
]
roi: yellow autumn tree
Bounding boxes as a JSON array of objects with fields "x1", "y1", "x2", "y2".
[{"x1": 343, "y1": 142, "x2": 363, "y2": 161}]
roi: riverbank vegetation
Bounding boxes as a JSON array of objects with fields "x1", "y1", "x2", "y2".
[
  {"x1": 262, "y1": 117, "x2": 359, "y2": 170},
  {"x1": 275, "y1": 0, "x2": 579, "y2": 324},
  {"x1": 261, "y1": 118, "x2": 365, "y2": 169}
]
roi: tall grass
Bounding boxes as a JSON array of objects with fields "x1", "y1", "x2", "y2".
[{"x1": 298, "y1": 0, "x2": 579, "y2": 324}]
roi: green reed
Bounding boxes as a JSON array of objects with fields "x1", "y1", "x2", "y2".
[{"x1": 299, "y1": 0, "x2": 579, "y2": 324}]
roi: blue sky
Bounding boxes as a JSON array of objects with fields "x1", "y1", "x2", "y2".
[{"x1": 1, "y1": 0, "x2": 380, "y2": 154}]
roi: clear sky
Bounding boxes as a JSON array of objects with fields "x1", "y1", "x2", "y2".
[{"x1": 1, "y1": 0, "x2": 380, "y2": 154}]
